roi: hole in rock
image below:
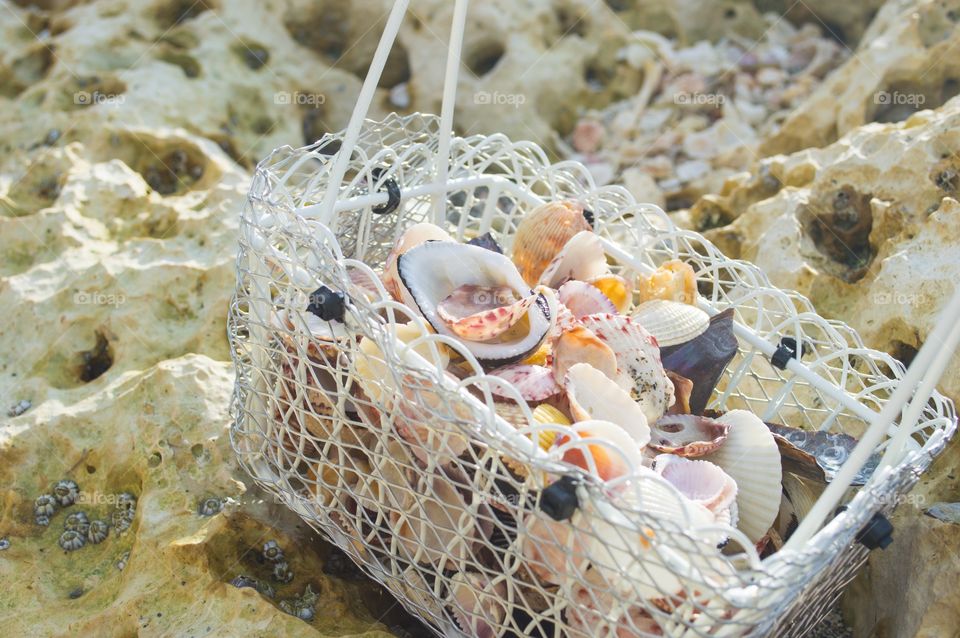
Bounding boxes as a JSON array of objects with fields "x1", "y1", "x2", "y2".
[
  {"x1": 157, "y1": 50, "x2": 201, "y2": 78},
  {"x1": 466, "y1": 39, "x2": 505, "y2": 77},
  {"x1": 890, "y1": 340, "x2": 919, "y2": 369},
  {"x1": 799, "y1": 185, "x2": 874, "y2": 282},
  {"x1": 78, "y1": 331, "x2": 113, "y2": 383},
  {"x1": 155, "y1": 0, "x2": 216, "y2": 29}
]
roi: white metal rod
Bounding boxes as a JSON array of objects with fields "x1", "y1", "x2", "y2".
[
  {"x1": 786, "y1": 285, "x2": 960, "y2": 549},
  {"x1": 317, "y1": 0, "x2": 410, "y2": 229},
  {"x1": 432, "y1": 0, "x2": 470, "y2": 224}
]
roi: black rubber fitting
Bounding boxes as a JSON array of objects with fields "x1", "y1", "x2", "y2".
[
  {"x1": 370, "y1": 167, "x2": 400, "y2": 215},
  {"x1": 582, "y1": 208, "x2": 595, "y2": 228},
  {"x1": 856, "y1": 512, "x2": 894, "y2": 550},
  {"x1": 306, "y1": 286, "x2": 346, "y2": 323},
  {"x1": 771, "y1": 336, "x2": 809, "y2": 370},
  {"x1": 539, "y1": 476, "x2": 580, "y2": 521}
]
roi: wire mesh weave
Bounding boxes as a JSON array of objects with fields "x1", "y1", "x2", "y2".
[{"x1": 228, "y1": 113, "x2": 956, "y2": 637}]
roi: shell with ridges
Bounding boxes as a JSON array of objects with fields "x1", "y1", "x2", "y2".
[
  {"x1": 588, "y1": 273, "x2": 633, "y2": 314},
  {"x1": 554, "y1": 419, "x2": 643, "y2": 482},
  {"x1": 446, "y1": 571, "x2": 508, "y2": 638},
  {"x1": 437, "y1": 284, "x2": 539, "y2": 341},
  {"x1": 488, "y1": 363, "x2": 561, "y2": 401},
  {"x1": 511, "y1": 200, "x2": 592, "y2": 285},
  {"x1": 564, "y1": 363, "x2": 650, "y2": 447},
  {"x1": 653, "y1": 454, "x2": 737, "y2": 516},
  {"x1": 538, "y1": 230, "x2": 608, "y2": 288},
  {"x1": 551, "y1": 324, "x2": 618, "y2": 384},
  {"x1": 631, "y1": 299, "x2": 710, "y2": 347},
  {"x1": 704, "y1": 410, "x2": 782, "y2": 543},
  {"x1": 558, "y1": 280, "x2": 617, "y2": 319}
]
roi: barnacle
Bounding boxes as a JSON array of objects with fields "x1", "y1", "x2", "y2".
[
  {"x1": 87, "y1": 519, "x2": 110, "y2": 544},
  {"x1": 53, "y1": 479, "x2": 79, "y2": 506},
  {"x1": 116, "y1": 492, "x2": 137, "y2": 513},
  {"x1": 64, "y1": 511, "x2": 91, "y2": 534},
  {"x1": 272, "y1": 560, "x2": 294, "y2": 584},
  {"x1": 35, "y1": 515, "x2": 51, "y2": 526},
  {"x1": 0, "y1": 538, "x2": 9, "y2": 551},
  {"x1": 59, "y1": 530, "x2": 86, "y2": 551},
  {"x1": 34, "y1": 494, "x2": 58, "y2": 519},
  {"x1": 262, "y1": 540, "x2": 284, "y2": 562},
  {"x1": 231, "y1": 575, "x2": 276, "y2": 599},
  {"x1": 116, "y1": 551, "x2": 130, "y2": 570},
  {"x1": 197, "y1": 497, "x2": 223, "y2": 517},
  {"x1": 111, "y1": 508, "x2": 133, "y2": 532}
]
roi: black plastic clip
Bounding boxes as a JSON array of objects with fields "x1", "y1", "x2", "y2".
[
  {"x1": 306, "y1": 286, "x2": 346, "y2": 323},
  {"x1": 539, "y1": 476, "x2": 580, "y2": 521},
  {"x1": 856, "y1": 512, "x2": 894, "y2": 550},
  {"x1": 582, "y1": 208, "x2": 595, "y2": 228},
  {"x1": 771, "y1": 336, "x2": 809, "y2": 370},
  {"x1": 370, "y1": 167, "x2": 400, "y2": 215}
]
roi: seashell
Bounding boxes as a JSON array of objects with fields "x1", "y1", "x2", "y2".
[
  {"x1": 488, "y1": 363, "x2": 561, "y2": 402},
  {"x1": 653, "y1": 454, "x2": 737, "y2": 516},
  {"x1": 564, "y1": 363, "x2": 650, "y2": 447},
  {"x1": 34, "y1": 494, "x2": 58, "y2": 520},
  {"x1": 588, "y1": 273, "x2": 633, "y2": 313},
  {"x1": 307, "y1": 446, "x2": 366, "y2": 510},
  {"x1": 354, "y1": 320, "x2": 450, "y2": 406},
  {"x1": 520, "y1": 510, "x2": 589, "y2": 585},
  {"x1": 59, "y1": 529, "x2": 86, "y2": 552},
  {"x1": 492, "y1": 400, "x2": 531, "y2": 428},
  {"x1": 636, "y1": 260, "x2": 698, "y2": 305},
  {"x1": 564, "y1": 567, "x2": 665, "y2": 638},
  {"x1": 554, "y1": 420, "x2": 644, "y2": 482},
  {"x1": 382, "y1": 222, "x2": 455, "y2": 301},
  {"x1": 272, "y1": 561, "x2": 294, "y2": 584},
  {"x1": 390, "y1": 475, "x2": 476, "y2": 570},
  {"x1": 551, "y1": 325, "x2": 618, "y2": 385},
  {"x1": 520, "y1": 340, "x2": 551, "y2": 366},
  {"x1": 767, "y1": 422, "x2": 878, "y2": 486},
  {"x1": 648, "y1": 414, "x2": 729, "y2": 457},
  {"x1": 446, "y1": 571, "x2": 508, "y2": 638},
  {"x1": 392, "y1": 371, "x2": 473, "y2": 466},
  {"x1": 502, "y1": 404, "x2": 568, "y2": 478},
  {"x1": 397, "y1": 565, "x2": 447, "y2": 621},
  {"x1": 511, "y1": 200, "x2": 593, "y2": 285},
  {"x1": 704, "y1": 410, "x2": 782, "y2": 543},
  {"x1": 538, "y1": 230, "x2": 608, "y2": 289},
  {"x1": 466, "y1": 231, "x2": 503, "y2": 253},
  {"x1": 398, "y1": 242, "x2": 553, "y2": 366},
  {"x1": 53, "y1": 479, "x2": 79, "y2": 506},
  {"x1": 631, "y1": 299, "x2": 709, "y2": 347},
  {"x1": 272, "y1": 293, "x2": 352, "y2": 360},
  {"x1": 660, "y1": 308, "x2": 738, "y2": 415},
  {"x1": 346, "y1": 264, "x2": 386, "y2": 304},
  {"x1": 558, "y1": 280, "x2": 617, "y2": 319},
  {"x1": 532, "y1": 403, "x2": 571, "y2": 429},
  {"x1": 546, "y1": 301, "x2": 580, "y2": 344},
  {"x1": 666, "y1": 371, "x2": 693, "y2": 415},
  {"x1": 354, "y1": 439, "x2": 415, "y2": 514},
  {"x1": 87, "y1": 519, "x2": 110, "y2": 544},
  {"x1": 437, "y1": 284, "x2": 540, "y2": 342},
  {"x1": 579, "y1": 313, "x2": 674, "y2": 423}
]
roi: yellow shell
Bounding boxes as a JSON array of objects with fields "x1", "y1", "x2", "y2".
[
  {"x1": 636, "y1": 260, "x2": 698, "y2": 305},
  {"x1": 512, "y1": 200, "x2": 592, "y2": 285},
  {"x1": 589, "y1": 273, "x2": 633, "y2": 313},
  {"x1": 502, "y1": 406, "x2": 568, "y2": 478},
  {"x1": 520, "y1": 341, "x2": 551, "y2": 366}
]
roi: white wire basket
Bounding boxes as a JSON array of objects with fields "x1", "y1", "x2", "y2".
[{"x1": 228, "y1": 2, "x2": 958, "y2": 636}]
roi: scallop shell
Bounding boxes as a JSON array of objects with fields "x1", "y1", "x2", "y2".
[
  {"x1": 393, "y1": 371, "x2": 472, "y2": 466},
  {"x1": 588, "y1": 273, "x2": 633, "y2": 314},
  {"x1": 554, "y1": 420, "x2": 643, "y2": 482},
  {"x1": 437, "y1": 284, "x2": 540, "y2": 341},
  {"x1": 648, "y1": 414, "x2": 729, "y2": 457},
  {"x1": 538, "y1": 230, "x2": 608, "y2": 288},
  {"x1": 488, "y1": 363, "x2": 561, "y2": 401},
  {"x1": 558, "y1": 280, "x2": 617, "y2": 319},
  {"x1": 354, "y1": 439, "x2": 416, "y2": 514},
  {"x1": 390, "y1": 474, "x2": 476, "y2": 570},
  {"x1": 446, "y1": 571, "x2": 508, "y2": 638},
  {"x1": 636, "y1": 260, "x2": 698, "y2": 305},
  {"x1": 704, "y1": 410, "x2": 783, "y2": 543},
  {"x1": 551, "y1": 324, "x2": 618, "y2": 384},
  {"x1": 354, "y1": 321, "x2": 449, "y2": 405},
  {"x1": 512, "y1": 200, "x2": 592, "y2": 285},
  {"x1": 653, "y1": 454, "x2": 737, "y2": 516},
  {"x1": 631, "y1": 299, "x2": 709, "y2": 347},
  {"x1": 546, "y1": 301, "x2": 580, "y2": 343},
  {"x1": 382, "y1": 222, "x2": 454, "y2": 301},
  {"x1": 579, "y1": 313, "x2": 674, "y2": 423},
  {"x1": 520, "y1": 510, "x2": 589, "y2": 585},
  {"x1": 564, "y1": 567, "x2": 664, "y2": 638},
  {"x1": 564, "y1": 363, "x2": 650, "y2": 447}
]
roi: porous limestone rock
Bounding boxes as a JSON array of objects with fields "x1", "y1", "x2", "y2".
[{"x1": 762, "y1": 0, "x2": 960, "y2": 155}]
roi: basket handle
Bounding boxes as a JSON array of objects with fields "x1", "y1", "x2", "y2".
[{"x1": 785, "y1": 285, "x2": 960, "y2": 549}]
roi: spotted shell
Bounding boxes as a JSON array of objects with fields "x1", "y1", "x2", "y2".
[
  {"x1": 436, "y1": 284, "x2": 540, "y2": 342},
  {"x1": 558, "y1": 280, "x2": 617, "y2": 319},
  {"x1": 512, "y1": 200, "x2": 593, "y2": 285},
  {"x1": 551, "y1": 325, "x2": 618, "y2": 385}
]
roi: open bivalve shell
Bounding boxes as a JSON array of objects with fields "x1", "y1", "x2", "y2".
[
  {"x1": 397, "y1": 242, "x2": 554, "y2": 366},
  {"x1": 558, "y1": 280, "x2": 618, "y2": 319},
  {"x1": 652, "y1": 454, "x2": 737, "y2": 519},
  {"x1": 704, "y1": 410, "x2": 783, "y2": 543},
  {"x1": 553, "y1": 419, "x2": 644, "y2": 482},
  {"x1": 564, "y1": 363, "x2": 651, "y2": 447}
]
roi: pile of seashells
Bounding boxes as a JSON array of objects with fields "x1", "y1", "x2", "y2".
[{"x1": 262, "y1": 199, "x2": 864, "y2": 636}]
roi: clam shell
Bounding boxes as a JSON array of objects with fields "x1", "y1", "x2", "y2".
[
  {"x1": 382, "y1": 222, "x2": 454, "y2": 301},
  {"x1": 354, "y1": 321, "x2": 450, "y2": 405},
  {"x1": 538, "y1": 230, "x2": 608, "y2": 288},
  {"x1": 704, "y1": 410, "x2": 782, "y2": 543},
  {"x1": 653, "y1": 454, "x2": 737, "y2": 516},
  {"x1": 551, "y1": 324, "x2": 618, "y2": 384},
  {"x1": 554, "y1": 419, "x2": 644, "y2": 482},
  {"x1": 636, "y1": 259, "x2": 698, "y2": 305},
  {"x1": 660, "y1": 308, "x2": 738, "y2": 415},
  {"x1": 398, "y1": 242, "x2": 554, "y2": 366},
  {"x1": 437, "y1": 284, "x2": 539, "y2": 342},
  {"x1": 488, "y1": 363, "x2": 561, "y2": 401},
  {"x1": 631, "y1": 299, "x2": 709, "y2": 348},
  {"x1": 446, "y1": 571, "x2": 508, "y2": 638},
  {"x1": 520, "y1": 510, "x2": 589, "y2": 585},
  {"x1": 390, "y1": 474, "x2": 476, "y2": 570},
  {"x1": 588, "y1": 273, "x2": 633, "y2": 314},
  {"x1": 579, "y1": 313, "x2": 675, "y2": 423},
  {"x1": 511, "y1": 200, "x2": 592, "y2": 285},
  {"x1": 558, "y1": 280, "x2": 617, "y2": 318},
  {"x1": 564, "y1": 363, "x2": 651, "y2": 447},
  {"x1": 648, "y1": 414, "x2": 729, "y2": 457}
]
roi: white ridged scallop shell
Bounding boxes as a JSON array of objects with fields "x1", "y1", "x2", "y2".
[
  {"x1": 587, "y1": 273, "x2": 633, "y2": 314},
  {"x1": 653, "y1": 454, "x2": 737, "y2": 516},
  {"x1": 579, "y1": 313, "x2": 675, "y2": 423},
  {"x1": 558, "y1": 280, "x2": 618, "y2": 318},
  {"x1": 631, "y1": 299, "x2": 710, "y2": 347},
  {"x1": 538, "y1": 230, "x2": 608, "y2": 288},
  {"x1": 704, "y1": 409, "x2": 783, "y2": 543},
  {"x1": 564, "y1": 363, "x2": 650, "y2": 447},
  {"x1": 382, "y1": 222, "x2": 454, "y2": 301},
  {"x1": 488, "y1": 363, "x2": 561, "y2": 401}
]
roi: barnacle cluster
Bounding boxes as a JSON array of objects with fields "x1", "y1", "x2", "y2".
[
  {"x1": 33, "y1": 479, "x2": 137, "y2": 554},
  {"x1": 279, "y1": 585, "x2": 319, "y2": 622}
]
